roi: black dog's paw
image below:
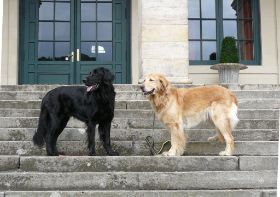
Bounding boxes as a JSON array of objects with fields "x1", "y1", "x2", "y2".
[
  {"x1": 107, "y1": 150, "x2": 119, "y2": 156},
  {"x1": 88, "y1": 151, "x2": 96, "y2": 156}
]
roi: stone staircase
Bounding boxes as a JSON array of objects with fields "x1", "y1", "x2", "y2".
[{"x1": 0, "y1": 84, "x2": 278, "y2": 197}]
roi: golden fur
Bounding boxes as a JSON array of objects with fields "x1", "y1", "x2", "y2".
[{"x1": 140, "y1": 73, "x2": 239, "y2": 156}]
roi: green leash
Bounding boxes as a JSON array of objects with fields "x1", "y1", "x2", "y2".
[{"x1": 145, "y1": 136, "x2": 171, "y2": 155}]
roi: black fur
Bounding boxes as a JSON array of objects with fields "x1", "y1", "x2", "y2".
[{"x1": 33, "y1": 67, "x2": 118, "y2": 156}]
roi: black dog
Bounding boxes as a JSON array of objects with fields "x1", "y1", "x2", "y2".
[{"x1": 33, "y1": 67, "x2": 118, "y2": 156}]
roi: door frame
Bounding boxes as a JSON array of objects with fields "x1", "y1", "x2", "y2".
[{"x1": 19, "y1": 0, "x2": 131, "y2": 84}]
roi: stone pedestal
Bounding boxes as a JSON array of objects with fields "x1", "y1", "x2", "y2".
[
  {"x1": 140, "y1": 0, "x2": 192, "y2": 84},
  {"x1": 210, "y1": 63, "x2": 247, "y2": 85}
]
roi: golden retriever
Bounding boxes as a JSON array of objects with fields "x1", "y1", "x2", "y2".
[{"x1": 139, "y1": 73, "x2": 239, "y2": 156}]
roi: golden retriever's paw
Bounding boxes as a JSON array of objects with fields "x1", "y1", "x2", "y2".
[
  {"x1": 162, "y1": 151, "x2": 175, "y2": 156},
  {"x1": 219, "y1": 151, "x2": 232, "y2": 156}
]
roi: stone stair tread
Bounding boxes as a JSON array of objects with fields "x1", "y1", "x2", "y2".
[
  {"x1": 1, "y1": 90, "x2": 280, "y2": 101},
  {"x1": 1, "y1": 99, "x2": 280, "y2": 110},
  {"x1": 1, "y1": 190, "x2": 277, "y2": 197},
  {"x1": 0, "y1": 128, "x2": 277, "y2": 142},
  {"x1": 0, "y1": 171, "x2": 276, "y2": 190},
  {"x1": 0, "y1": 141, "x2": 277, "y2": 156},
  {"x1": 0, "y1": 117, "x2": 277, "y2": 130},
  {"x1": 0, "y1": 155, "x2": 277, "y2": 173},
  {"x1": 0, "y1": 108, "x2": 278, "y2": 120}
]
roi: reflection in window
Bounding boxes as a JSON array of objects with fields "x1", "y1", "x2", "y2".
[
  {"x1": 188, "y1": 0, "x2": 260, "y2": 64},
  {"x1": 38, "y1": 42, "x2": 53, "y2": 61},
  {"x1": 39, "y1": 2, "x2": 54, "y2": 20},
  {"x1": 38, "y1": 1, "x2": 71, "y2": 61},
  {"x1": 55, "y1": 42, "x2": 70, "y2": 61}
]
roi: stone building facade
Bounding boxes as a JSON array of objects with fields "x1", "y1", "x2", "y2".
[{"x1": 0, "y1": 0, "x2": 280, "y2": 85}]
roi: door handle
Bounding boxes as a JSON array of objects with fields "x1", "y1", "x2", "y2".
[
  {"x1": 65, "y1": 51, "x2": 74, "y2": 62},
  {"x1": 76, "y1": 49, "x2": 80, "y2": 62}
]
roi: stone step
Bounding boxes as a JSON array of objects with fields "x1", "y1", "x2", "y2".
[
  {"x1": 0, "y1": 171, "x2": 276, "y2": 190},
  {"x1": 1, "y1": 99, "x2": 280, "y2": 110},
  {"x1": 20, "y1": 156, "x2": 278, "y2": 172},
  {"x1": 0, "y1": 117, "x2": 277, "y2": 130},
  {"x1": 0, "y1": 128, "x2": 277, "y2": 142},
  {"x1": 1, "y1": 90, "x2": 280, "y2": 100},
  {"x1": 1, "y1": 155, "x2": 277, "y2": 172},
  {"x1": 0, "y1": 84, "x2": 280, "y2": 92},
  {"x1": 0, "y1": 109, "x2": 278, "y2": 120},
  {"x1": 0, "y1": 141, "x2": 277, "y2": 156},
  {"x1": 2, "y1": 190, "x2": 277, "y2": 197}
]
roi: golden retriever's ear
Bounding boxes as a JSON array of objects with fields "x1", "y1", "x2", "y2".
[{"x1": 159, "y1": 75, "x2": 169, "y2": 93}]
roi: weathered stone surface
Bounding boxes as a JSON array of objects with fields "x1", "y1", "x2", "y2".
[
  {"x1": 0, "y1": 141, "x2": 276, "y2": 156},
  {"x1": 1, "y1": 99, "x2": 279, "y2": 110},
  {"x1": 0, "y1": 171, "x2": 276, "y2": 190},
  {"x1": 239, "y1": 156, "x2": 278, "y2": 170},
  {"x1": 0, "y1": 156, "x2": 19, "y2": 171},
  {"x1": 1, "y1": 84, "x2": 280, "y2": 92},
  {"x1": 141, "y1": 0, "x2": 188, "y2": 25},
  {"x1": 142, "y1": 42, "x2": 188, "y2": 59},
  {"x1": 19, "y1": 156, "x2": 238, "y2": 172},
  {"x1": 0, "y1": 108, "x2": 278, "y2": 120},
  {"x1": 0, "y1": 128, "x2": 277, "y2": 142},
  {"x1": 4, "y1": 190, "x2": 276, "y2": 197},
  {"x1": 142, "y1": 25, "x2": 188, "y2": 42}
]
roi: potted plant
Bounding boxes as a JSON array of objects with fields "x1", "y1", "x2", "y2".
[{"x1": 210, "y1": 36, "x2": 247, "y2": 85}]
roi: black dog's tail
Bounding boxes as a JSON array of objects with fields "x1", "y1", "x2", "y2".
[{"x1": 33, "y1": 106, "x2": 48, "y2": 147}]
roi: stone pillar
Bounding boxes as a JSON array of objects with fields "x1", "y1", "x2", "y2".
[
  {"x1": 276, "y1": 0, "x2": 280, "y2": 84},
  {"x1": 0, "y1": 0, "x2": 3, "y2": 85},
  {"x1": 1, "y1": 0, "x2": 19, "y2": 85},
  {"x1": 140, "y1": 0, "x2": 192, "y2": 83}
]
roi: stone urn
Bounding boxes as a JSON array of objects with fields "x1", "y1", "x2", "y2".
[{"x1": 210, "y1": 63, "x2": 247, "y2": 84}]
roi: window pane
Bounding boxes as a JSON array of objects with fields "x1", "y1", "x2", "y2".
[
  {"x1": 81, "y1": 3, "x2": 96, "y2": 21},
  {"x1": 98, "y1": 42, "x2": 112, "y2": 61},
  {"x1": 38, "y1": 42, "x2": 53, "y2": 61},
  {"x1": 81, "y1": 22, "x2": 96, "y2": 41},
  {"x1": 189, "y1": 20, "x2": 200, "y2": 39},
  {"x1": 223, "y1": 0, "x2": 237, "y2": 18},
  {"x1": 97, "y1": 3, "x2": 112, "y2": 21},
  {"x1": 55, "y1": 42, "x2": 70, "y2": 61},
  {"x1": 55, "y1": 22, "x2": 70, "y2": 41},
  {"x1": 39, "y1": 22, "x2": 53, "y2": 40},
  {"x1": 188, "y1": 0, "x2": 200, "y2": 18},
  {"x1": 55, "y1": 3, "x2": 70, "y2": 21},
  {"x1": 39, "y1": 2, "x2": 54, "y2": 20},
  {"x1": 239, "y1": 0, "x2": 252, "y2": 18},
  {"x1": 202, "y1": 41, "x2": 216, "y2": 60},
  {"x1": 223, "y1": 20, "x2": 237, "y2": 38},
  {"x1": 201, "y1": 0, "x2": 215, "y2": 18},
  {"x1": 240, "y1": 41, "x2": 254, "y2": 60},
  {"x1": 97, "y1": 22, "x2": 112, "y2": 41},
  {"x1": 81, "y1": 42, "x2": 96, "y2": 61},
  {"x1": 202, "y1": 21, "x2": 216, "y2": 39},
  {"x1": 189, "y1": 41, "x2": 201, "y2": 60},
  {"x1": 238, "y1": 20, "x2": 253, "y2": 40}
]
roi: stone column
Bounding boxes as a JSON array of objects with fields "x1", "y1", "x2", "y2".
[
  {"x1": 140, "y1": 0, "x2": 192, "y2": 83},
  {"x1": 0, "y1": 0, "x2": 3, "y2": 85},
  {"x1": 276, "y1": 0, "x2": 280, "y2": 84},
  {"x1": 1, "y1": 0, "x2": 19, "y2": 85}
]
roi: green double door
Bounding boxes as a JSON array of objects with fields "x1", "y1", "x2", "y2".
[{"x1": 21, "y1": 0, "x2": 130, "y2": 84}]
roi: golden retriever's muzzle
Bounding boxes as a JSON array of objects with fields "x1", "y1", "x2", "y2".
[{"x1": 140, "y1": 85, "x2": 155, "y2": 96}]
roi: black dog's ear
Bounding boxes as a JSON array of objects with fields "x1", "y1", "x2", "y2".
[
  {"x1": 103, "y1": 69, "x2": 115, "y2": 84},
  {"x1": 82, "y1": 79, "x2": 86, "y2": 84}
]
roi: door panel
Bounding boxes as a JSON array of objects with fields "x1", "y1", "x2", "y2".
[{"x1": 20, "y1": 0, "x2": 130, "y2": 84}]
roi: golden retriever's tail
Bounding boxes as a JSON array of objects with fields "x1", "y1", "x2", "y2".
[{"x1": 230, "y1": 94, "x2": 239, "y2": 129}]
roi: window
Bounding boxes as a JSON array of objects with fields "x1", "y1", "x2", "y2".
[{"x1": 188, "y1": 0, "x2": 261, "y2": 65}]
